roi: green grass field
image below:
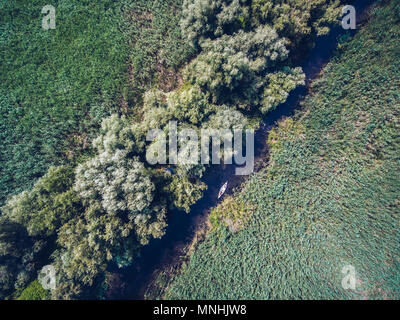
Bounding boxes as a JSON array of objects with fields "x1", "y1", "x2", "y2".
[
  {"x1": 159, "y1": 1, "x2": 400, "y2": 300},
  {"x1": 0, "y1": 0, "x2": 192, "y2": 207}
]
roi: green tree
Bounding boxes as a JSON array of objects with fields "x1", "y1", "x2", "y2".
[
  {"x1": 17, "y1": 280, "x2": 50, "y2": 300},
  {"x1": 184, "y1": 25, "x2": 290, "y2": 110},
  {"x1": 0, "y1": 218, "x2": 44, "y2": 299},
  {"x1": 165, "y1": 175, "x2": 207, "y2": 213},
  {"x1": 251, "y1": 0, "x2": 342, "y2": 47},
  {"x1": 2, "y1": 166, "x2": 80, "y2": 237},
  {"x1": 181, "y1": 0, "x2": 251, "y2": 47},
  {"x1": 261, "y1": 67, "x2": 305, "y2": 113},
  {"x1": 167, "y1": 84, "x2": 215, "y2": 125},
  {"x1": 92, "y1": 114, "x2": 146, "y2": 156}
]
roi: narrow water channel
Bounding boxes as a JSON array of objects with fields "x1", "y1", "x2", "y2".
[{"x1": 117, "y1": 0, "x2": 377, "y2": 300}]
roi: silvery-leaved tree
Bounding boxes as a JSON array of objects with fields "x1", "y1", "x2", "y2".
[
  {"x1": 51, "y1": 115, "x2": 168, "y2": 299},
  {"x1": 74, "y1": 128, "x2": 168, "y2": 247},
  {"x1": 184, "y1": 25, "x2": 294, "y2": 112},
  {"x1": 92, "y1": 113, "x2": 146, "y2": 156},
  {"x1": 182, "y1": 0, "x2": 342, "y2": 49},
  {"x1": 181, "y1": 0, "x2": 251, "y2": 48}
]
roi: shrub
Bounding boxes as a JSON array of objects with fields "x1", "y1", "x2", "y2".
[
  {"x1": 164, "y1": 175, "x2": 207, "y2": 213},
  {"x1": 261, "y1": 67, "x2": 306, "y2": 113},
  {"x1": 184, "y1": 25, "x2": 292, "y2": 111},
  {"x1": 92, "y1": 114, "x2": 146, "y2": 156},
  {"x1": 17, "y1": 280, "x2": 50, "y2": 300},
  {"x1": 0, "y1": 218, "x2": 44, "y2": 300},
  {"x1": 2, "y1": 166, "x2": 80, "y2": 237},
  {"x1": 181, "y1": 0, "x2": 251, "y2": 48},
  {"x1": 251, "y1": 0, "x2": 342, "y2": 47},
  {"x1": 209, "y1": 196, "x2": 254, "y2": 233},
  {"x1": 167, "y1": 84, "x2": 214, "y2": 124},
  {"x1": 75, "y1": 150, "x2": 154, "y2": 215}
]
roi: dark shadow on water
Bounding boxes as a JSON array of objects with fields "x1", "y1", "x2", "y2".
[{"x1": 115, "y1": 0, "x2": 377, "y2": 300}]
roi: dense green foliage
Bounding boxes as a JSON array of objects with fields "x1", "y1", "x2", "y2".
[
  {"x1": 136, "y1": 0, "x2": 341, "y2": 213},
  {"x1": 184, "y1": 26, "x2": 292, "y2": 110},
  {"x1": 2, "y1": 166, "x2": 80, "y2": 237},
  {"x1": 127, "y1": 1, "x2": 195, "y2": 95},
  {"x1": 250, "y1": 0, "x2": 341, "y2": 46},
  {"x1": 16, "y1": 280, "x2": 50, "y2": 300},
  {"x1": 0, "y1": 217, "x2": 42, "y2": 299},
  {"x1": 0, "y1": 0, "x2": 129, "y2": 206},
  {"x1": 0, "y1": 0, "x2": 192, "y2": 299},
  {"x1": 0, "y1": 165, "x2": 78, "y2": 299},
  {"x1": 161, "y1": 1, "x2": 400, "y2": 299},
  {"x1": 181, "y1": 0, "x2": 341, "y2": 48},
  {"x1": 0, "y1": 0, "x2": 353, "y2": 299},
  {"x1": 0, "y1": 0, "x2": 193, "y2": 207}
]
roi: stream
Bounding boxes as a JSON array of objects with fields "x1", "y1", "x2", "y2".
[{"x1": 116, "y1": 0, "x2": 377, "y2": 300}]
